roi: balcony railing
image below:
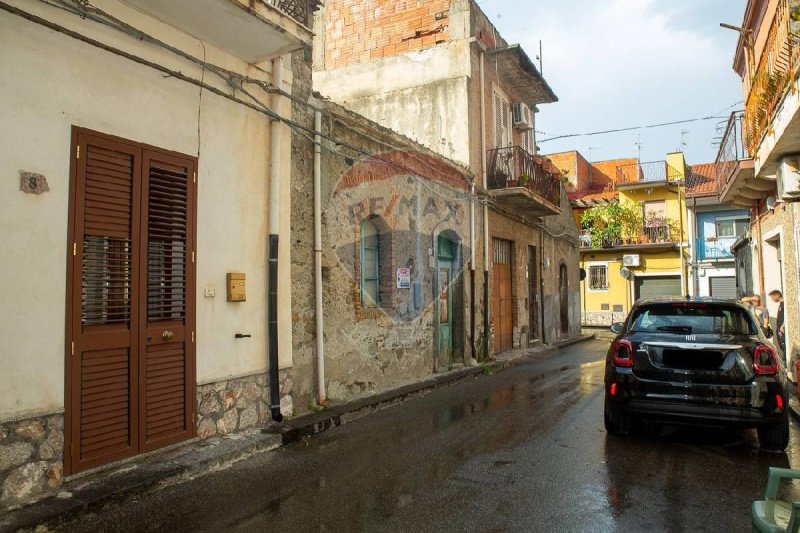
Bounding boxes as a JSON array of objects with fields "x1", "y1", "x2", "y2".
[
  {"x1": 487, "y1": 146, "x2": 562, "y2": 208},
  {"x1": 579, "y1": 225, "x2": 680, "y2": 249},
  {"x1": 615, "y1": 160, "x2": 682, "y2": 184},
  {"x1": 743, "y1": 0, "x2": 800, "y2": 155},
  {"x1": 695, "y1": 237, "x2": 736, "y2": 261},
  {"x1": 267, "y1": 0, "x2": 321, "y2": 26},
  {"x1": 714, "y1": 111, "x2": 748, "y2": 189}
]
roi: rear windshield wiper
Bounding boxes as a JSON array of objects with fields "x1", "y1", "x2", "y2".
[{"x1": 655, "y1": 326, "x2": 693, "y2": 333}]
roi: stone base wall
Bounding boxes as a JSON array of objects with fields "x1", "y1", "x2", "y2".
[
  {"x1": 582, "y1": 311, "x2": 626, "y2": 327},
  {"x1": 0, "y1": 369, "x2": 293, "y2": 510},
  {"x1": 196, "y1": 369, "x2": 294, "y2": 439},
  {"x1": 0, "y1": 414, "x2": 64, "y2": 507}
]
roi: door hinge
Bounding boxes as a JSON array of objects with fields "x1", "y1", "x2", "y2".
[
  {"x1": 76, "y1": 145, "x2": 80, "y2": 159},
  {"x1": 192, "y1": 251, "x2": 195, "y2": 263},
  {"x1": 191, "y1": 331, "x2": 195, "y2": 343},
  {"x1": 193, "y1": 171, "x2": 197, "y2": 184},
  {"x1": 71, "y1": 341, "x2": 75, "y2": 355},
  {"x1": 73, "y1": 242, "x2": 77, "y2": 256}
]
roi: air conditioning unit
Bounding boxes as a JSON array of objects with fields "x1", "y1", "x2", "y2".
[
  {"x1": 777, "y1": 155, "x2": 800, "y2": 200},
  {"x1": 512, "y1": 103, "x2": 533, "y2": 130},
  {"x1": 622, "y1": 254, "x2": 640, "y2": 267}
]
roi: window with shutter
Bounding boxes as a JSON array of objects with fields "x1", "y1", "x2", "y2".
[
  {"x1": 66, "y1": 128, "x2": 196, "y2": 474},
  {"x1": 360, "y1": 219, "x2": 380, "y2": 308},
  {"x1": 494, "y1": 92, "x2": 510, "y2": 149}
]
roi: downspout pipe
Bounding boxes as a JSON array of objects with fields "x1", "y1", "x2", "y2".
[
  {"x1": 480, "y1": 49, "x2": 490, "y2": 359},
  {"x1": 268, "y1": 56, "x2": 285, "y2": 423},
  {"x1": 540, "y1": 227, "x2": 546, "y2": 345},
  {"x1": 470, "y1": 184, "x2": 476, "y2": 361},
  {"x1": 314, "y1": 110, "x2": 326, "y2": 405}
]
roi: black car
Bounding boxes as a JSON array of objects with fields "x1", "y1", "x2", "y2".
[{"x1": 604, "y1": 298, "x2": 789, "y2": 451}]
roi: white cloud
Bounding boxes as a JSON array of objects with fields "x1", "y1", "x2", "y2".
[{"x1": 489, "y1": 0, "x2": 743, "y2": 163}]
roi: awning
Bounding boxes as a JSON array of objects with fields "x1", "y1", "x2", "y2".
[{"x1": 487, "y1": 44, "x2": 558, "y2": 105}]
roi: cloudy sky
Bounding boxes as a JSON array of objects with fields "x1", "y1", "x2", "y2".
[{"x1": 483, "y1": 0, "x2": 746, "y2": 166}]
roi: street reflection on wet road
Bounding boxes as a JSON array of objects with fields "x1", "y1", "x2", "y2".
[{"x1": 61, "y1": 340, "x2": 800, "y2": 533}]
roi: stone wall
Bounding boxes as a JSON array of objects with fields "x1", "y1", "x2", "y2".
[
  {"x1": 196, "y1": 369, "x2": 293, "y2": 439},
  {"x1": 291, "y1": 51, "x2": 485, "y2": 412},
  {"x1": 582, "y1": 312, "x2": 627, "y2": 327},
  {"x1": 0, "y1": 414, "x2": 64, "y2": 507},
  {"x1": 759, "y1": 204, "x2": 800, "y2": 364}
]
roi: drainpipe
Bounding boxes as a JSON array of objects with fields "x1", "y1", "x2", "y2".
[
  {"x1": 540, "y1": 227, "x2": 546, "y2": 345},
  {"x1": 470, "y1": 184, "x2": 476, "y2": 361},
  {"x1": 756, "y1": 204, "x2": 766, "y2": 297},
  {"x1": 314, "y1": 110, "x2": 326, "y2": 405},
  {"x1": 480, "y1": 49, "x2": 490, "y2": 359},
  {"x1": 678, "y1": 180, "x2": 688, "y2": 297},
  {"x1": 267, "y1": 56, "x2": 285, "y2": 423}
]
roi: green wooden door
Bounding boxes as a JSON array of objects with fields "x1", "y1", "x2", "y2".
[{"x1": 438, "y1": 235, "x2": 454, "y2": 364}]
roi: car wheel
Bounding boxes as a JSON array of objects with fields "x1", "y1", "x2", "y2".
[
  {"x1": 758, "y1": 412, "x2": 789, "y2": 452},
  {"x1": 604, "y1": 399, "x2": 633, "y2": 435}
]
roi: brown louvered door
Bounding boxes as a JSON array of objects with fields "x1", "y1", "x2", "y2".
[
  {"x1": 139, "y1": 152, "x2": 195, "y2": 452},
  {"x1": 66, "y1": 129, "x2": 195, "y2": 475},
  {"x1": 68, "y1": 132, "x2": 142, "y2": 473}
]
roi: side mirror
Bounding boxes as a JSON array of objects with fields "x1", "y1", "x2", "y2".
[
  {"x1": 610, "y1": 322, "x2": 624, "y2": 335},
  {"x1": 763, "y1": 326, "x2": 774, "y2": 339}
]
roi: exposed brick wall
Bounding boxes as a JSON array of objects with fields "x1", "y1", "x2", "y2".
[{"x1": 323, "y1": 0, "x2": 452, "y2": 69}]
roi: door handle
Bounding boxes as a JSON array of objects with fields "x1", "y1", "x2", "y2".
[{"x1": 162, "y1": 330, "x2": 175, "y2": 341}]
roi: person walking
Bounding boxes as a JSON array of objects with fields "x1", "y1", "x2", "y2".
[{"x1": 769, "y1": 290, "x2": 786, "y2": 361}]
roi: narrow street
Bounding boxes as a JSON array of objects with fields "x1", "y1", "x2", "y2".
[{"x1": 55, "y1": 340, "x2": 800, "y2": 533}]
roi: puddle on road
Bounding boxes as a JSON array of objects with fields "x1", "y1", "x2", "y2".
[{"x1": 227, "y1": 364, "x2": 604, "y2": 531}]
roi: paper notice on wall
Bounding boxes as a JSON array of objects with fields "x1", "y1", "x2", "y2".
[{"x1": 396, "y1": 267, "x2": 411, "y2": 289}]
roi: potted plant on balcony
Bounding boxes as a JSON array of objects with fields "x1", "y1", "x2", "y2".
[
  {"x1": 580, "y1": 202, "x2": 641, "y2": 249},
  {"x1": 519, "y1": 173, "x2": 531, "y2": 188}
]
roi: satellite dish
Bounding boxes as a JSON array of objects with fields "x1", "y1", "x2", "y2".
[
  {"x1": 766, "y1": 196, "x2": 777, "y2": 210},
  {"x1": 620, "y1": 267, "x2": 632, "y2": 280}
]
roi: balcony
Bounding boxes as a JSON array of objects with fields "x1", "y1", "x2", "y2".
[
  {"x1": 695, "y1": 238, "x2": 736, "y2": 262},
  {"x1": 615, "y1": 160, "x2": 682, "y2": 190},
  {"x1": 268, "y1": 0, "x2": 320, "y2": 26},
  {"x1": 123, "y1": 0, "x2": 317, "y2": 63},
  {"x1": 579, "y1": 225, "x2": 680, "y2": 251},
  {"x1": 487, "y1": 146, "x2": 562, "y2": 216},
  {"x1": 714, "y1": 111, "x2": 769, "y2": 207},
  {"x1": 743, "y1": 0, "x2": 800, "y2": 157}
]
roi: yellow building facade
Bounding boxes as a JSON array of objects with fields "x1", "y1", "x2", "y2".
[{"x1": 553, "y1": 151, "x2": 689, "y2": 326}]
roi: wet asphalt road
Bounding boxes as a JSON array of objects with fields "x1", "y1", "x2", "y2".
[{"x1": 56, "y1": 339, "x2": 800, "y2": 533}]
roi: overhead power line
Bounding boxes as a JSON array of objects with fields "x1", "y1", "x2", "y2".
[{"x1": 539, "y1": 101, "x2": 743, "y2": 144}]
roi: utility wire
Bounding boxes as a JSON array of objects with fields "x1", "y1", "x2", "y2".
[{"x1": 539, "y1": 101, "x2": 744, "y2": 144}]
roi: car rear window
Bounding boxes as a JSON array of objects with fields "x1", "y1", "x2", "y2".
[{"x1": 629, "y1": 304, "x2": 757, "y2": 335}]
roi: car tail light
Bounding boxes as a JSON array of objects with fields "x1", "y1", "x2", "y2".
[
  {"x1": 609, "y1": 383, "x2": 618, "y2": 397},
  {"x1": 775, "y1": 394, "x2": 785, "y2": 412},
  {"x1": 613, "y1": 339, "x2": 635, "y2": 367},
  {"x1": 753, "y1": 345, "x2": 778, "y2": 375}
]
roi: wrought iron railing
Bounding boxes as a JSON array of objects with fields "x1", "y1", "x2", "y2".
[
  {"x1": 615, "y1": 160, "x2": 682, "y2": 184},
  {"x1": 265, "y1": 0, "x2": 321, "y2": 26},
  {"x1": 743, "y1": 0, "x2": 800, "y2": 155},
  {"x1": 487, "y1": 146, "x2": 562, "y2": 208},
  {"x1": 695, "y1": 238, "x2": 736, "y2": 261},
  {"x1": 714, "y1": 111, "x2": 748, "y2": 190}
]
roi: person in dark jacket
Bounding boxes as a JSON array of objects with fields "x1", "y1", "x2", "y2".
[{"x1": 769, "y1": 290, "x2": 786, "y2": 361}]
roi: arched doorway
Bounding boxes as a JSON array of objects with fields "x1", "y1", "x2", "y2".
[{"x1": 559, "y1": 263, "x2": 569, "y2": 335}]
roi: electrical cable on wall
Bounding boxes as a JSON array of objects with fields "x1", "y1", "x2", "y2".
[{"x1": 5, "y1": 0, "x2": 584, "y2": 241}]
